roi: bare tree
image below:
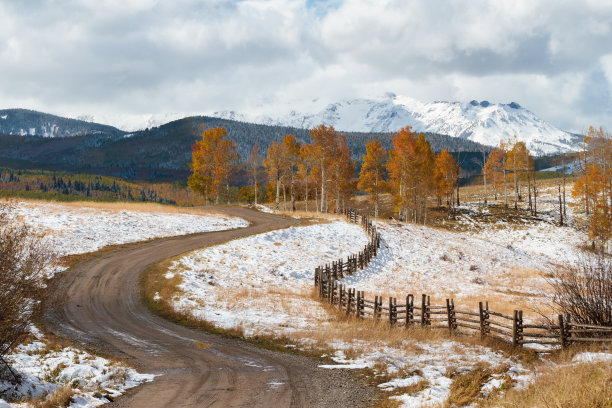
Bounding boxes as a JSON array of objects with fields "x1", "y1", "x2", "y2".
[
  {"x1": 548, "y1": 251, "x2": 611, "y2": 327},
  {"x1": 0, "y1": 201, "x2": 50, "y2": 380}
]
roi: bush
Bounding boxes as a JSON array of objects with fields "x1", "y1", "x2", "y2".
[
  {"x1": 0, "y1": 200, "x2": 50, "y2": 379},
  {"x1": 549, "y1": 251, "x2": 612, "y2": 326}
]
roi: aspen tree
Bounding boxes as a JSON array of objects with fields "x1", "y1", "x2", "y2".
[{"x1": 358, "y1": 139, "x2": 387, "y2": 217}]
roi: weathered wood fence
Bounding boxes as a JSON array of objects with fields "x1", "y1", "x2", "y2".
[
  {"x1": 314, "y1": 208, "x2": 381, "y2": 287},
  {"x1": 313, "y1": 209, "x2": 612, "y2": 349}
]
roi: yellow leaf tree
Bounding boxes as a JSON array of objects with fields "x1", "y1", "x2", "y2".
[
  {"x1": 573, "y1": 126, "x2": 612, "y2": 249},
  {"x1": 358, "y1": 139, "x2": 387, "y2": 217},
  {"x1": 434, "y1": 149, "x2": 459, "y2": 215}
]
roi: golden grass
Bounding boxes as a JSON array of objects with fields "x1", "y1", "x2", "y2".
[
  {"x1": 485, "y1": 361, "x2": 612, "y2": 408},
  {"x1": 32, "y1": 385, "x2": 75, "y2": 408},
  {"x1": 446, "y1": 363, "x2": 493, "y2": 407}
]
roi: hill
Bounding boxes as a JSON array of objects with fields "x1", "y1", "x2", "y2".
[
  {"x1": 0, "y1": 108, "x2": 126, "y2": 138},
  {"x1": 0, "y1": 113, "x2": 488, "y2": 181}
]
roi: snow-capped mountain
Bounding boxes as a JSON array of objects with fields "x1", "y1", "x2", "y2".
[
  {"x1": 0, "y1": 109, "x2": 125, "y2": 138},
  {"x1": 213, "y1": 95, "x2": 581, "y2": 156}
]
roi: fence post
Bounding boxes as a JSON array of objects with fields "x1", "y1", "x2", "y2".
[
  {"x1": 346, "y1": 288, "x2": 353, "y2": 316},
  {"x1": 356, "y1": 290, "x2": 362, "y2": 319},
  {"x1": 318, "y1": 271, "x2": 324, "y2": 298},
  {"x1": 446, "y1": 298, "x2": 456, "y2": 335},
  {"x1": 406, "y1": 294, "x2": 414, "y2": 328},
  {"x1": 517, "y1": 310, "x2": 523, "y2": 346},
  {"x1": 565, "y1": 314, "x2": 571, "y2": 346},
  {"x1": 479, "y1": 301, "x2": 489, "y2": 340},
  {"x1": 359, "y1": 291, "x2": 365, "y2": 319},
  {"x1": 558, "y1": 314, "x2": 566, "y2": 349},
  {"x1": 512, "y1": 310, "x2": 519, "y2": 347},
  {"x1": 374, "y1": 295, "x2": 379, "y2": 321},
  {"x1": 421, "y1": 294, "x2": 427, "y2": 326},
  {"x1": 389, "y1": 297, "x2": 397, "y2": 326}
]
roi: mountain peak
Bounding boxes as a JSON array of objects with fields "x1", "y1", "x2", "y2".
[{"x1": 212, "y1": 96, "x2": 580, "y2": 156}]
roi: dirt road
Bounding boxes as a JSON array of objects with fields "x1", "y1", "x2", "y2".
[{"x1": 45, "y1": 207, "x2": 377, "y2": 407}]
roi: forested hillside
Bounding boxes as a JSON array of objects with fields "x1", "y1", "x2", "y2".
[
  {"x1": 0, "y1": 108, "x2": 126, "y2": 138},
  {"x1": 0, "y1": 113, "x2": 488, "y2": 181}
]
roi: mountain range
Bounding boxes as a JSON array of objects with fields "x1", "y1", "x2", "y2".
[{"x1": 213, "y1": 95, "x2": 582, "y2": 156}]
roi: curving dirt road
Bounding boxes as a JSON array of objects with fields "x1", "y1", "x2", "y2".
[{"x1": 45, "y1": 207, "x2": 377, "y2": 407}]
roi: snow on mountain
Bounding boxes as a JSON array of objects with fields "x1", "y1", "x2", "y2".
[
  {"x1": 213, "y1": 95, "x2": 581, "y2": 156},
  {"x1": 0, "y1": 109, "x2": 125, "y2": 138},
  {"x1": 74, "y1": 112, "x2": 199, "y2": 132}
]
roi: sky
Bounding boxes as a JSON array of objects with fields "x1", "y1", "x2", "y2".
[{"x1": 0, "y1": 0, "x2": 611, "y2": 132}]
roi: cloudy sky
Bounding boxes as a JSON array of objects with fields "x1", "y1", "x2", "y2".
[{"x1": 0, "y1": 0, "x2": 611, "y2": 132}]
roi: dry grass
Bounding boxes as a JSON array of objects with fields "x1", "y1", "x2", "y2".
[
  {"x1": 485, "y1": 361, "x2": 612, "y2": 408},
  {"x1": 32, "y1": 385, "x2": 75, "y2": 408},
  {"x1": 446, "y1": 363, "x2": 493, "y2": 407}
]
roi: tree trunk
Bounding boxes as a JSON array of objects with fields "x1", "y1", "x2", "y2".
[
  {"x1": 291, "y1": 175, "x2": 296, "y2": 212},
  {"x1": 503, "y1": 167, "x2": 508, "y2": 208},
  {"x1": 305, "y1": 181, "x2": 309, "y2": 213},
  {"x1": 283, "y1": 184, "x2": 287, "y2": 211},
  {"x1": 335, "y1": 168, "x2": 340, "y2": 213},
  {"x1": 559, "y1": 184, "x2": 564, "y2": 226},
  {"x1": 320, "y1": 159, "x2": 325, "y2": 213},
  {"x1": 513, "y1": 154, "x2": 518, "y2": 210},
  {"x1": 483, "y1": 151, "x2": 488, "y2": 204},
  {"x1": 532, "y1": 174, "x2": 537, "y2": 216},
  {"x1": 456, "y1": 181, "x2": 460, "y2": 207},
  {"x1": 528, "y1": 171, "x2": 532, "y2": 214},
  {"x1": 374, "y1": 175, "x2": 379, "y2": 218},
  {"x1": 275, "y1": 178, "x2": 281, "y2": 210}
]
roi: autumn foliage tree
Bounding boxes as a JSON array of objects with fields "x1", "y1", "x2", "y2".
[
  {"x1": 297, "y1": 144, "x2": 317, "y2": 212},
  {"x1": 308, "y1": 124, "x2": 354, "y2": 212},
  {"x1": 264, "y1": 140, "x2": 285, "y2": 210},
  {"x1": 434, "y1": 149, "x2": 459, "y2": 215},
  {"x1": 189, "y1": 127, "x2": 239, "y2": 204},
  {"x1": 387, "y1": 127, "x2": 435, "y2": 223},
  {"x1": 573, "y1": 126, "x2": 612, "y2": 249},
  {"x1": 281, "y1": 134, "x2": 301, "y2": 211},
  {"x1": 246, "y1": 143, "x2": 262, "y2": 205},
  {"x1": 506, "y1": 139, "x2": 532, "y2": 210},
  {"x1": 485, "y1": 144, "x2": 508, "y2": 204},
  {"x1": 358, "y1": 139, "x2": 387, "y2": 217}
]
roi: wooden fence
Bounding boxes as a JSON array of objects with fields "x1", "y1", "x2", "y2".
[
  {"x1": 313, "y1": 209, "x2": 612, "y2": 349},
  {"x1": 314, "y1": 208, "x2": 381, "y2": 287}
]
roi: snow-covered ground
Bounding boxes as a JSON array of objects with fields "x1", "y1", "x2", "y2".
[
  {"x1": 167, "y1": 221, "x2": 368, "y2": 336},
  {"x1": 321, "y1": 340, "x2": 531, "y2": 407},
  {"x1": 2, "y1": 201, "x2": 247, "y2": 407},
  {"x1": 161, "y1": 184, "x2": 607, "y2": 406},
  {"x1": 1, "y1": 334, "x2": 153, "y2": 407},
  {"x1": 14, "y1": 201, "x2": 248, "y2": 277}
]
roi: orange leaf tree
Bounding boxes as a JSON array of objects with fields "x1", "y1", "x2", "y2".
[{"x1": 188, "y1": 127, "x2": 239, "y2": 204}]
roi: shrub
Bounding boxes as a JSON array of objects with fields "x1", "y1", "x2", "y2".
[
  {"x1": 549, "y1": 251, "x2": 612, "y2": 326},
  {"x1": 0, "y1": 200, "x2": 50, "y2": 380}
]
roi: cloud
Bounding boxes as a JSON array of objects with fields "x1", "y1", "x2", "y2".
[{"x1": 0, "y1": 0, "x2": 611, "y2": 132}]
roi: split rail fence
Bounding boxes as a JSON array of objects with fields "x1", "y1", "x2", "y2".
[{"x1": 313, "y1": 209, "x2": 612, "y2": 349}]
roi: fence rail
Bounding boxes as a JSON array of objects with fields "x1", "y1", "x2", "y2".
[{"x1": 313, "y1": 209, "x2": 612, "y2": 349}]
